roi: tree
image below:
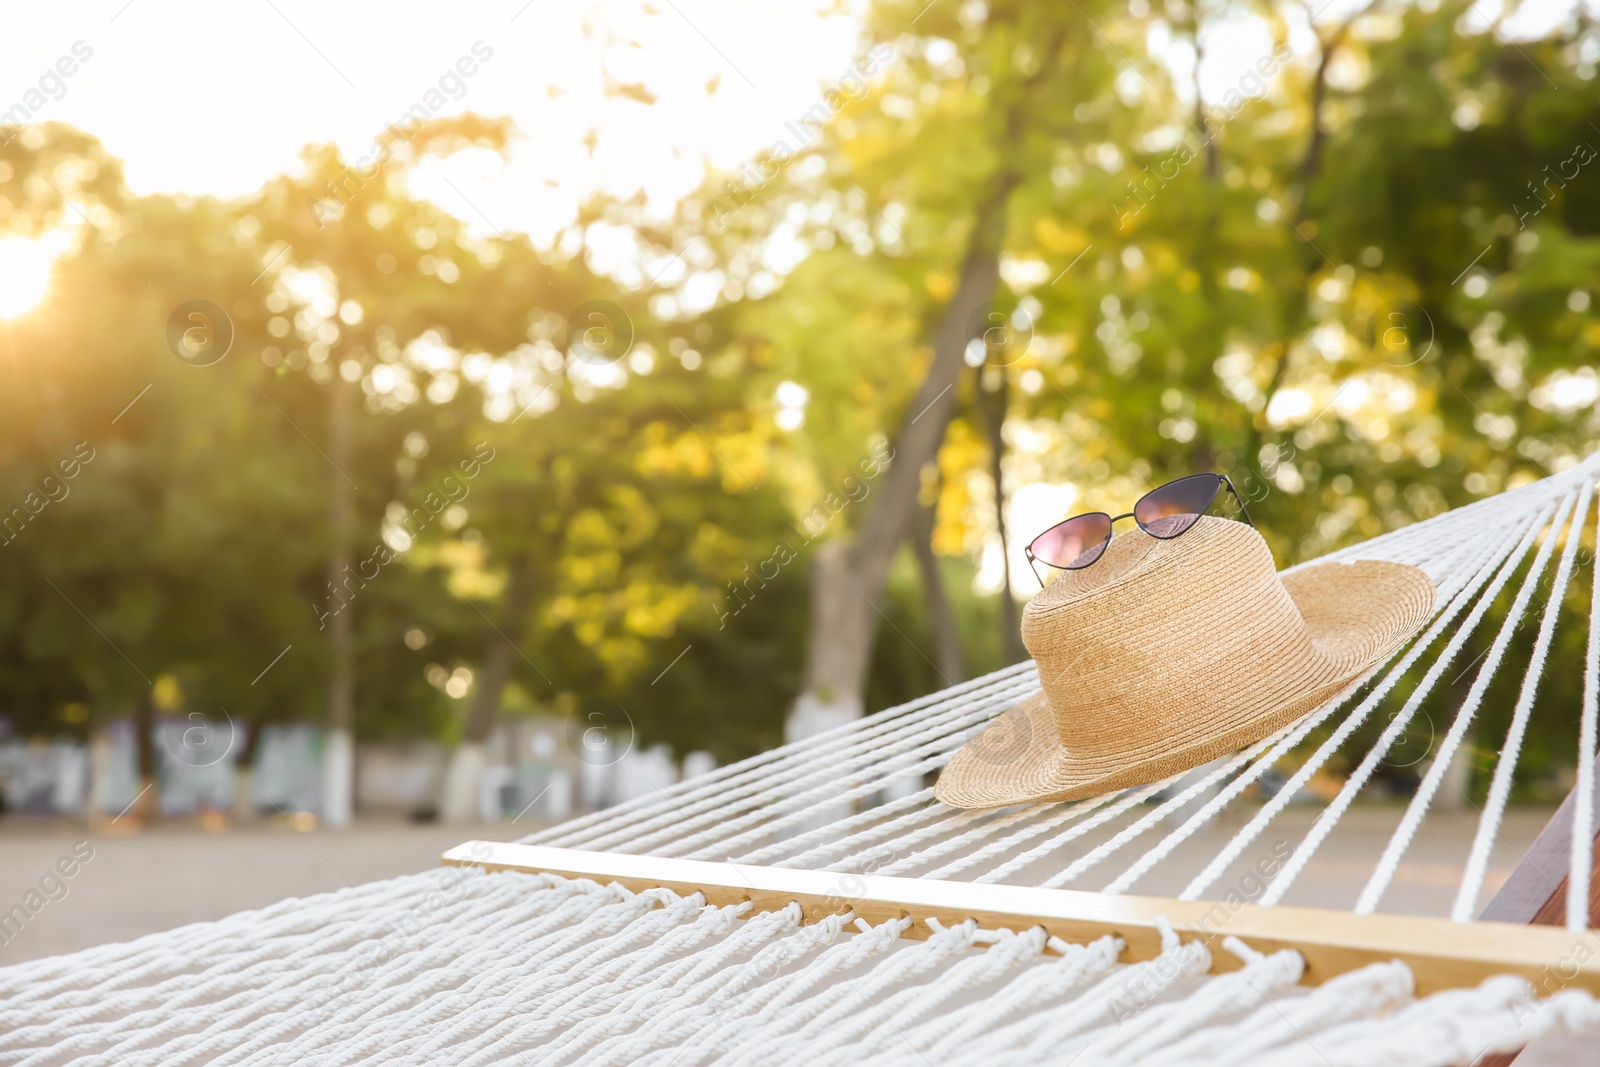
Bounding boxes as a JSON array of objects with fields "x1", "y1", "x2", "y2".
[
  {"x1": 238, "y1": 117, "x2": 542, "y2": 824},
  {"x1": 656, "y1": 0, "x2": 1130, "y2": 733}
]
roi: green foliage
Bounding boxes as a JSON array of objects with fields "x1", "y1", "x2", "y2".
[{"x1": 3, "y1": 0, "x2": 1600, "y2": 801}]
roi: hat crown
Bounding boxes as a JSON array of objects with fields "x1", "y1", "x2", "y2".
[
  {"x1": 1022, "y1": 517, "x2": 1321, "y2": 762},
  {"x1": 936, "y1": 515, "x2": 1435, "y2": 808}
]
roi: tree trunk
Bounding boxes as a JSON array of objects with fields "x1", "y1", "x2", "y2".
[
  {"x1": 788, "y1": 15, "x2": 1064, "y2": 735},
  {"x1": 789, "y1": 224, "x2": 1003, "y2": 737},
  {"x1": 977, "y1": 368, "x2": 1025, "y2": 664},
  {"x1": 323, "y1": 376, "x2": 356, "y2": 828},
  {"x1": 784, "y1": 167, "x2": 1011, "y2": 739},
  {"x1": 133, "y1": 689, "x2": 158, "y2": 822},
  {"x1": 440, "y1": 552, "x2": 537, "y2": 822},
  {"x1": 910, "y1": 499, "x2": 965, "y2": 685},
  {"x1": 231, "y1": 719, "x2": 263, "y2": 823},
  {"x1": 790, "y1": 541, "x2": 879, "y2": 739},
  {"x1": 86, "y1": 723, "x2": 114, "y2": 823}
]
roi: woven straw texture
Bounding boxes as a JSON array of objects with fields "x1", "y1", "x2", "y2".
[{"x1": 936, "y1": 518, "x2": 1435, "y2": 808}]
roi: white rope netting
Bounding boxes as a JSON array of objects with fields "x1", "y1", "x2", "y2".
[
  {"x1": 5, "y1": 454, "x2": 1600, "y2": 1064},
  {"x1": 0, "y1": 867, "x2": 1593, "y2": 1067}
]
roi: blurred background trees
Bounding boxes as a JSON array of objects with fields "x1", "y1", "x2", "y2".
[{"x1": 1, "y1": 0, "x2": 1598, "y2": 821}]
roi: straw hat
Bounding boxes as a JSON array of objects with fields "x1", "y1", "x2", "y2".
[{"x1": 936, "y1": 516, "x2": 1434, "y2": 809}]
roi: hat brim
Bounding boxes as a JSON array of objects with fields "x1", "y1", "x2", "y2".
[{"x1": 935, "y1": 559, "x2": 1435, "y2": 809}]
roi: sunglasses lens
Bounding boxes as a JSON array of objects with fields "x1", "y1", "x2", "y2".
[
  {"x1": 1135, "y1": 473, "x2": 1221, "y2": 539},
  {"x1": 1029, "y1": 513, "x2": 1112, "y2": 570}
]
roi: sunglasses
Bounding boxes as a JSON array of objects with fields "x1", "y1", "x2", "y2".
[{"x1": 1024, "y1": 472, "x2": 1253, "y2": 586}]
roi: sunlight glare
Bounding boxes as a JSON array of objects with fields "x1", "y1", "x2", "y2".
[{"x1": 0, "y1": 235, "x2": 57, "y2": 319}]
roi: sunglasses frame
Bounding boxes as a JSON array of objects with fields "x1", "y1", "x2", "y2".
[{"x1": 1023, "y1": 473, "x2": 1254, "y2": 587}]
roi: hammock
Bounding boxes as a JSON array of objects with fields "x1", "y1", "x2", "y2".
[{"x1": 4, "y1": 454, "x2": 1600, "y2": 1065}]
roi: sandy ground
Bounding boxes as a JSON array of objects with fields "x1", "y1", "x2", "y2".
[
  {"x1": 0, "y1": 805, "x2": 1566, "y2": 963},
  {"x1": 0, "y1": 816, "x2": 550, "y2": 965}
]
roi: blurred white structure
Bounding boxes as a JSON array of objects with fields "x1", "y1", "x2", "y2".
[
  {"x1": 611, "y1": 744, "x2": 677, "y2": 805},
  {"x1": 255, "y1": 725, "x2": 324, "y2": 815},
  {"x1": 681, "y1": 751, "x2": 716, "y2": 780},
  {"x1": 357, "y1": 743, "x2": 446, "y2": 813},
  {"x1": 0, "y1": 739, "x2": 89, "y2": 814},
  {"x1": 0, "y1": 715, "x2": 713, "y2": 823}
]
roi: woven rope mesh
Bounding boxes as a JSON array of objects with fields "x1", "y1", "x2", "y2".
[{"x1": 6, "y1": 454, "x2": 1600, "y2": 1064}]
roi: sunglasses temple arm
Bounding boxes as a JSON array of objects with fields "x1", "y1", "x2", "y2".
[
  {"x1": 1220, "y1": 475, "x2": 1254, "y2": 527},
  {"x1": 1025, "y1": 552, "x2": 1046, "y2": 589}
]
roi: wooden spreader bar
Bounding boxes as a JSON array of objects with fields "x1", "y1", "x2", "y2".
[{"x1": 444, "y1": 840, "x2": 1600, "y2": 999}]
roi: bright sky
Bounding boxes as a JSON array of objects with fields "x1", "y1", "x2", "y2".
[
  {"x1": 10, "y1": 0, "x2": 1510, "y2": 253},
  {"x1": 22, "y1": 0, "x2": 1574, "y2": 251},
  {"x1": 0, "y1": 0, "x2": 867, "y2": 247},
  {"x1": 5, "y1": 0, "x2": 1585, "y2": 233}
]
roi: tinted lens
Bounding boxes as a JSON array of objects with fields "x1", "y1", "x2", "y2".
[
  {"x1": 1028, "y1": 512, "x2": 1112, "y2": 570},
  {"x1": 1134, "y1": 473, "x2": 1221, "y2": 539}
]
